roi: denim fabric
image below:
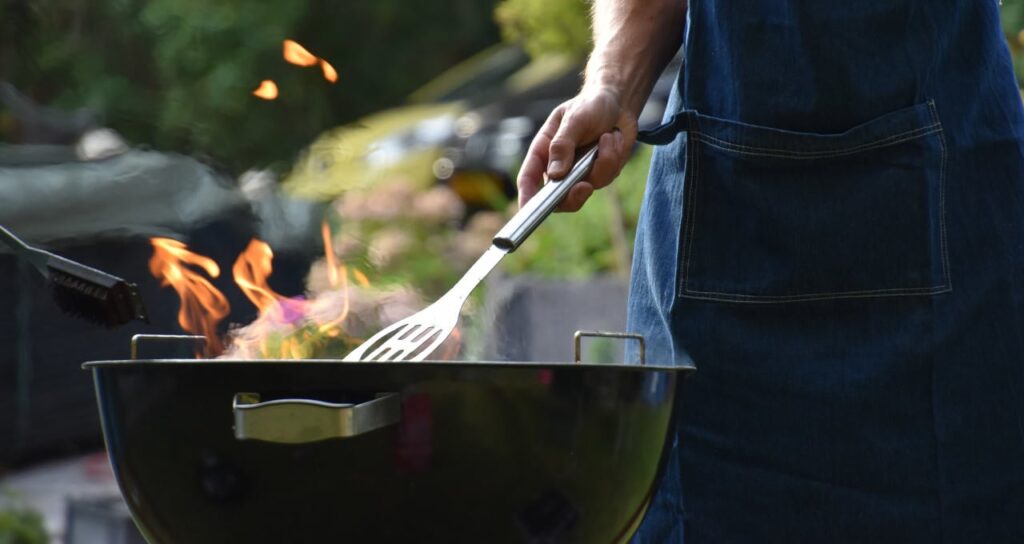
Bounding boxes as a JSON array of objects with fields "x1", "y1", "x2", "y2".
[{"x1": 629, "y1": 1, "x2": 1024, "y2": 542}]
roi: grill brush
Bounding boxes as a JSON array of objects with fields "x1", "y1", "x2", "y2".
[{"x1": 0, "y1": 224, "x2": 149, "y2": 327}]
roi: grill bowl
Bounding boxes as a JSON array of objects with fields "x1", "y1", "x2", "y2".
[{"x1": 84, "y1": 358, "x2": 690, "y2": 543}]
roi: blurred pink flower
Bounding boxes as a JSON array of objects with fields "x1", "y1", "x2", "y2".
[
  {"x1": 333, "y1": 180, "x2": 416, "y2": 221},
  {"x1": 411, "y1": 185, "x2": 465, "y2": 224},
  {"x1": 305, "y1": 258, "x2": 333, "y2": 294},
  {"x1": 332, "y1": 232, "x2": 364, "y2": 259},
  {"x1": 368, "y1": 228, "x2": 413, "y2": 268},
  {"x1": 466, "y1": 211, "x2": 506, "y2": 236},
  {"x1": 452, "y1": 211, "x2": 506, "y2": 263}
]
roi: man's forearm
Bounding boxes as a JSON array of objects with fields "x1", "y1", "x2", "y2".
[{"x1": 585, "y1": 0, "x2": 687, "y2": 118}]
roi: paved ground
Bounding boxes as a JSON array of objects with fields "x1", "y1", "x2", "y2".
[{"x1": 0, "y1": 452, "x2": 123, "y2": 543}]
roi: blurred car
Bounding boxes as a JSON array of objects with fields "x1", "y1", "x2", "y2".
[
  {"x1": 434, "y1": 51, "x2": 685, "y2": 213},
  {"x1": 281, "y1": 45, "x2": 531, "y2": 201},
  {"x1": 432, "y1": 54, "x2": 583, "y2": 212}
]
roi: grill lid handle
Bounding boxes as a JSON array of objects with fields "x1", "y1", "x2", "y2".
[{"x1": 233, "y1": 392, "x2": 401, "y2": 444}]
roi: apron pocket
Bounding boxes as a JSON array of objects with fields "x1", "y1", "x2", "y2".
[{"x1": 678, "y1": 100, "x2": 949, "y2": 303}]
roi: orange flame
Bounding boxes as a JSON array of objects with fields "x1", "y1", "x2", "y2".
[
  {"x1": 440, "y1": 326, "x2": 462, "y2": 360},
  {"x1": 317, "y1": 222, "x2": 350, "y2": 333},
  {"x1": 253, "y1": 80, "x2": 279, "y2": 100},
  {"x1": 221, "y1": 228, "x2": 359, "y2": 359},
  {"x1": 152, "y1": 225, "x2": 464, "y2": 361},
  {"x1": 320, "y1": 59, "x2": 338, "y2": 83},
  {"x1": 323, "y1": 222, "x2": 343, "y2": 288},
  {"x1": 232, "y1": 240, "x2": 284, "y2": 314},
  {"x1": 148, "y1": 238, "x2": 230, "y2": 355},
  {"x1": 283, "y1": 39, "x2": 319, "y2": 67},
  {"x1": 352, "y1": 268, "x2": 370, "y2": 287}
]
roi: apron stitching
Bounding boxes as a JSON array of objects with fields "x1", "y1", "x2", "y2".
[
  {"x1": 927, "y1": 100, "x2": 952, "y2": 290},
  {"x1": 679, "y1": 98, "x2": 950, "y2": 303},
  {"x1": 682, "y1": 284, "x2": 952, "y2": 303},
  {"x1": 690, "y1": 125, "x2": 942, "y2": 159},
  {"x1": 681, "y1": 121, "x2": 701, "y2": 296}
]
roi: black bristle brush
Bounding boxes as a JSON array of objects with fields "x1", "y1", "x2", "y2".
[{"x1": 0, "y1": 224, "x2": 149, "y2": 327}]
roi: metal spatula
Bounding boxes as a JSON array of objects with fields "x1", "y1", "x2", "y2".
[{"x1": 344, "y1": 145, "x2": 599, "y2": 362}]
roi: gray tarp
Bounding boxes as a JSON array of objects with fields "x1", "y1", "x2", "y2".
[
  {"x1": 0, "y1": 143, "x2": 324, "y2": 467},
  {"x1": 0, "y1": 144, "x2": 248, "y2": 245}
]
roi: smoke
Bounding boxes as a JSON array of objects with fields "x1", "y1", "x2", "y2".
[{"x1": 219, "y1": 282, "x2": 425, "y2": 360}]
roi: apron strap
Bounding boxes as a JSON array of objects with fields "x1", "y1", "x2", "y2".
[{"x1": 637, "y1": 111, "x2": 695, "y2": 146}]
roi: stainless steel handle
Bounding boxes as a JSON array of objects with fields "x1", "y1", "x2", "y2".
[
  {"x1": 233, "y1": 392, "x2": 401, "y2": 444},
  {"x1": 574, "y1": 330, "x2": 646, "y2": 366},
  {"x1": 0, "y1": 224, "x2": 49, "y2": 273},
  {"x1": 493, "y1": 145, "x2": 599, "y2": 251},
  {"x1": 0, "y1": 225, "x2": 32, "y2": 253}
]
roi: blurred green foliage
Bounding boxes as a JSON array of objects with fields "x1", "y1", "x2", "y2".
[
  {"x1": 1002, "y1": 0, "x2": 1024, "y2": 86},
  {"x1": 0, "y1": 503, "x2": 47, "y2": 544},
  {"x1": 1, "y1": 0, "x2": 499, "y2": 171},
  {"x1": 493, "y1": 0, "x2": 1024, "y2": 69},
  {"x1": 494, "y1": 0, "x2": 592, "y2": 59}
]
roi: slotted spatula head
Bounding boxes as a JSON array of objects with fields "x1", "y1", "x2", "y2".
[
  {"x1": 343, "y1": 294, "x2": 462, "y2": 362},
  {"x1": 343, "y1": 144, "x2": 600, "y2": 362}
]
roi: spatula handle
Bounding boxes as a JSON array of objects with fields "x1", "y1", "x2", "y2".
[{"x1": 493, "y1": 144, "x2": 599, "y2": 251}]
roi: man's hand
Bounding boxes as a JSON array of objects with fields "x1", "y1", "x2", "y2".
[
  {"x1": 516, "y1": 87, "x2": 638, "y2": 212},
  {"x1": 514, "y1": 0, "x2": 686, "y2": 213}
]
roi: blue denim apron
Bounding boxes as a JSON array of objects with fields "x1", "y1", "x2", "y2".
[{"x1": 628, "y1": 1, "x2": 1024, "y2": 542}]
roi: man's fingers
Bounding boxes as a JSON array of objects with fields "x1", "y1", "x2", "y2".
[
  {"x1": 516, "y1": 145, "x2": 547, "y2": 207},
  {"x1": 586, "y1": 131, "x2": 626, "y2": 190},
  {"x1": 517, "y1": 108, "x2": 565, "y2": 207},
  {"x1": 547, "y1": 111, "x2": 592, "y2": 179},
  {"x1": 520, "y1": 92, "x2": 636, "y2": 212},
  {"x1": 557, "y1": 182, "x2": 594, "y2": 212}
]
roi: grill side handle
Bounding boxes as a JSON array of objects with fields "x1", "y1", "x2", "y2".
[{"x1": 233, "y1": 392, "x2": 401, "y2": 444}]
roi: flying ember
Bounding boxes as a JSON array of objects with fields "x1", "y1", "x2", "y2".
[
  {"x1": 282, "y1": 38, "x2": 338, "y2": 83},
  {"x1": 321, "y1": 60, "x2": 338, "y2": 83},
  {"x1": 283, "y1": 39, "x2": 319, "y2": 67},
  {"x1": 252, "y1": 80, "x2": 279, "y2": 100}
]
